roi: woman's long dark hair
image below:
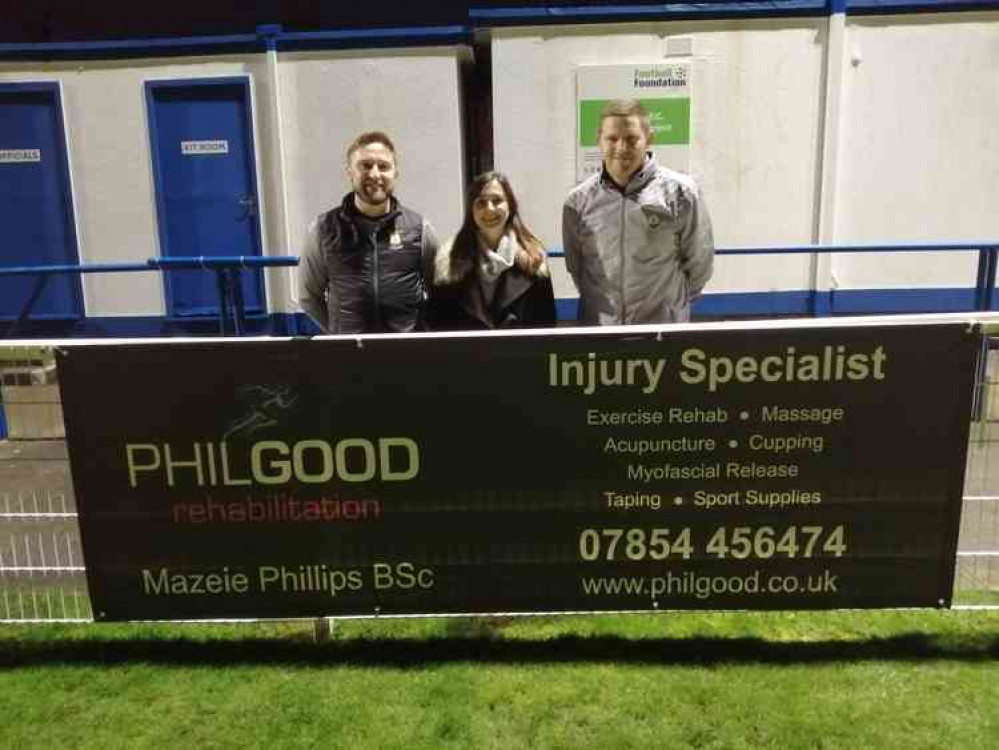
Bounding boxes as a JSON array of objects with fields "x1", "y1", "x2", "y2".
[{"x1": 445, "y1": 171, "x2": 545, "y2": 283}]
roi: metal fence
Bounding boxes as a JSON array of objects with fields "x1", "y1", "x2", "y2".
[
  {"x1": 1, "y1": 337, "x2": 998, "y2": 622},
  {"x1": 956, "y1": 342, "x2": 999, "y2": 607},
  {"x1": 0, "y1": 345, "x2": 89, "y2": 621}
]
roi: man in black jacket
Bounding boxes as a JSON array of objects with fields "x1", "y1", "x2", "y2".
[{"x1": 298, "y1": 131, "x2": 439, "y2": 333}]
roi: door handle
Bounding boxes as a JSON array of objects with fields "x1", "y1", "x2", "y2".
[{"x1": 237, "y1": 195, "x2": 257, "y2": 218}]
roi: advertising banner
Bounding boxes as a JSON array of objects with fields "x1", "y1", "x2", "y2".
[
  {"x1": 58, "y1": 323, "x2": 978, "y2": 621},
  {"x1": 576, "y1": 62, "x2": 691, "y2": 182}
]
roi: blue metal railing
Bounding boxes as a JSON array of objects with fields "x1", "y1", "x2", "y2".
[
  {"x1": 719, "y1": 242, "x2": 999, "y2": 313},
  {"x1": 2, "y1": 242, "x2": 997, "y2": 337},
  {"x1": 548, "y1": 241, "x2": 999, "y2": 314},
  {"x1": 0, "y1": 256, "x2": 298, "y2": 337}
]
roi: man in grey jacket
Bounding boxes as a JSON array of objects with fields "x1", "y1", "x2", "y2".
[{"x1": 562, "y1": 99, "x2": 714, "y2": 325}]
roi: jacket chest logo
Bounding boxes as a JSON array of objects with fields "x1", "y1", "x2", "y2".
[
  {"x1": 641, "y1": 200, "x2": 677, "y2": 231},
  {"x1": 389, "y1": 231, "x2": 403, "y2": 250}
]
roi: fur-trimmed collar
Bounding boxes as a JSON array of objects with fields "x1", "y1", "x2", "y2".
[{"x1": 434, "y1": 231, "x2": 550, "y2": 285}]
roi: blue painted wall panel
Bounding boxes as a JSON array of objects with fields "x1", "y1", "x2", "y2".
[
  {"x1": 146, "y1": 80, "x2": 265, "y2": 318},
  {"x1": 0, "y1": 84, "x2": 83, "y2": 321}
]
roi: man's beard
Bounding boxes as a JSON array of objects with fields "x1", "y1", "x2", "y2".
[{"x1": 359, "y1": 183, "x2": 389, "y2": 205}]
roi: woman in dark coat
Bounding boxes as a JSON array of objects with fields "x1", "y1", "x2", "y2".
[{"x1": 428, "y1": 172, "x2": 556, "y2": 330}]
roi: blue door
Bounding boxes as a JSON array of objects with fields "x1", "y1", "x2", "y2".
[
  {"x1": 0, "y1": 83, "x2": 83, "y2": 320},
  {"x1": 146, "y1": 78, "x2": 265, "y2": 318}
]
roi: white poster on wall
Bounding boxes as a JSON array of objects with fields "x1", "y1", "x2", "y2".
[{"x1": 576, "y1": 63, "x2": 691, "y2": 183}]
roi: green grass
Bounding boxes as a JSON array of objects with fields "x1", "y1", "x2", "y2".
[
  {"x1": 2, "y1": 611, "x2": 998, "y2": 750},
  {"x1": 953, "y1": 589, "x2": 999, "y2": 607}
]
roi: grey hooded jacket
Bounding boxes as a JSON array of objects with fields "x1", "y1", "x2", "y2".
[{"x1": 562, "y1": 155, "x2": 714, "y2": 325}]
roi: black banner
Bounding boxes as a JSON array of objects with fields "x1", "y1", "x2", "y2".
[{"x1": 57, "y1": 323, "x2": 979, "y2": 620}]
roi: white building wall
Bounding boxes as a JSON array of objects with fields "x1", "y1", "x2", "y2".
[
  {"x1": 833, "y1": 12, "x2": 999, "y2": 290},
  {"x1": 0, "y1": 57, "x2": 274, "y2": 317},
  {"x1": 491, "y1": 12, "x2": 999, "y2": 301},
  {"x1": 491, "y1": 19, "x2": 826, "y2": 299},
  {"x1": 0, "y1": 47, "x2": 466, "y2": 318},
  {"x1": 279, "y1": 48, "x2": 466, "y2": 311},
  {"x1": 2, "y1": 13, "x2": 997, "y2": 321}
]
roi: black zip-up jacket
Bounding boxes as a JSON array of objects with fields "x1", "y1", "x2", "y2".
[
  {"x1": 427, "y1": 234, "x2": 556, "y2": 331},
  {"x1": 298, "y1": 193, "x2": 439, "y2": 333}
]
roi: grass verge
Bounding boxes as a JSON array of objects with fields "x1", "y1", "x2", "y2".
[{"x1": 1, "y1": 610, "x2": 998, "y2": 750}]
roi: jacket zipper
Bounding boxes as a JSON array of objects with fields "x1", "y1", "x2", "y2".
[
  {"x1": 371, "y1": 226, "x2": 382, "y2": 330},
  {"x1": 619, "y1": 189, "x2": 627, "y2": 324}
]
